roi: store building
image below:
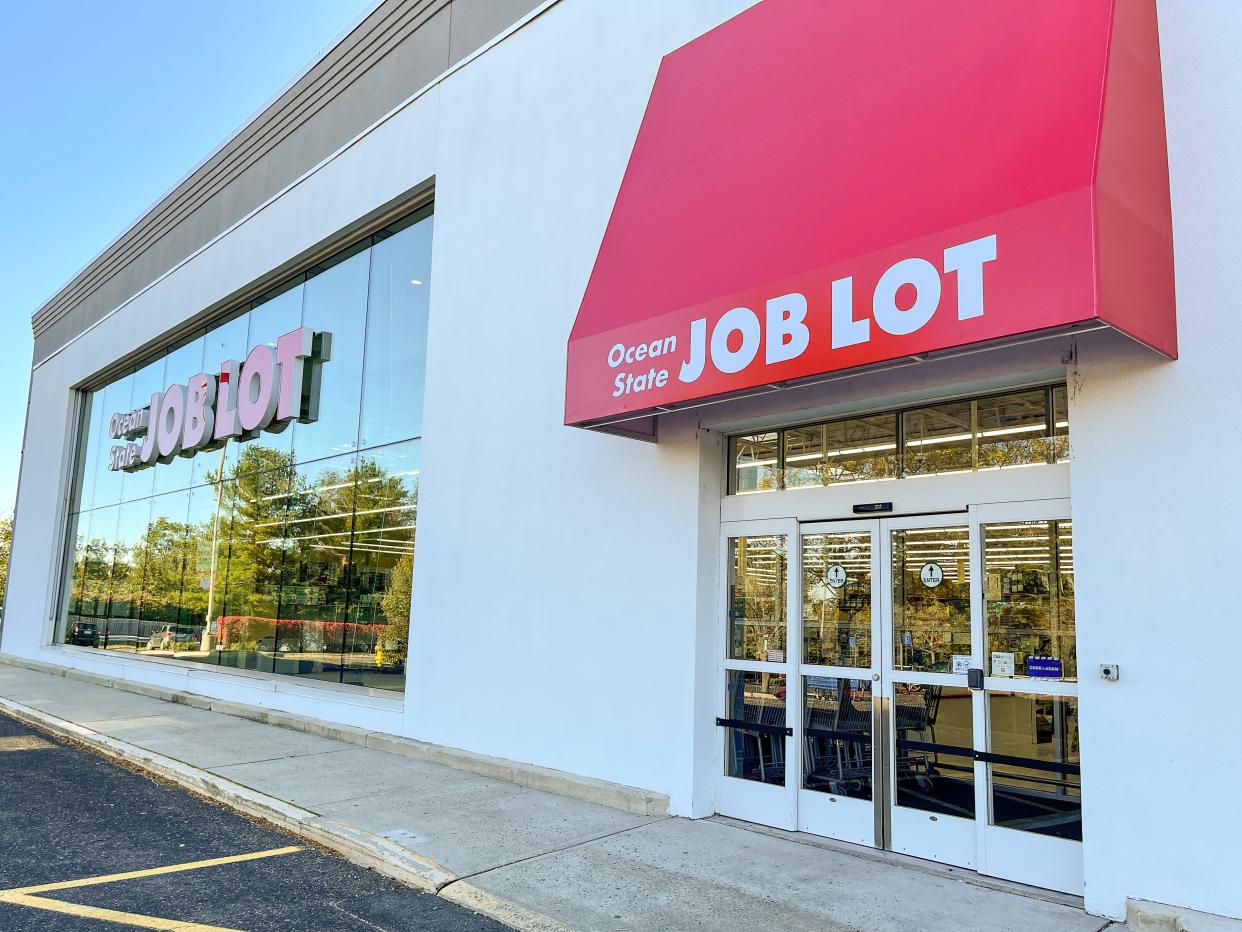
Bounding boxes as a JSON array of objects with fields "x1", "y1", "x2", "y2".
[{"x1": 4, "y1": 0, "x2": 1239, "y2": 922}]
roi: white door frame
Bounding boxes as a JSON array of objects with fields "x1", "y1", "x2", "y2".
[
  {"x1": 970, "y1": 497, "x2": 1081, "y2": 895},
  {"x1": 880, "y1": 510, "x2": 979, "y2": 869},
  {"x1": 796, "y1": 517, "x2": 882, "y2": 847},
  {"x1": 715, "y1": 517, "x2": 799, "y2": 830}
]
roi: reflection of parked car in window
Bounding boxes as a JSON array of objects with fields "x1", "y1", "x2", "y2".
[
  {"x1": 145, "y1": 625, "x2": 201, "y2": 650},
  {"x1": 66, "y1": 621, "x2": 99, "y2": 647}
]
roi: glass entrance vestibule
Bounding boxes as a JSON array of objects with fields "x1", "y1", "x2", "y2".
[{"x1": 716, "y1": 505, "x2": 1080, "y2": 895}]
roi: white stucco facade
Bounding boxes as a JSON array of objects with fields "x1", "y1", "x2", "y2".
[{"x1": 4, "y1": 0, "x2": 1239, "y2": 921}]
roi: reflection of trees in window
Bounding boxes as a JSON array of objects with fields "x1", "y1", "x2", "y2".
[
  {"x1": 203, "y1": 444, "x2": 417, "y2": 661},
  {"x1": 347, "y1": 452, "x2": 417, "y2": 668},
  {"x1": 63, "y1": 436, "x2": 418, "y2": 683},
  {"x1": 133, "y1": 517, "x2": 194, "y2": 627}
]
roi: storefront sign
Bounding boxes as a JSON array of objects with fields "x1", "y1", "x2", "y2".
[
  {"x1": 107, "y1": 327, "x2": 331, "y2": 472},
  {"x1": 1027, "y1": 656, "x2": 1064, "y2": 679},
  {"x1": 919, "y1": 563, "x2": 945, "y2": 588},
  {"x1": 565, "y1": 0, "x2": 1174, "y2": 430}
]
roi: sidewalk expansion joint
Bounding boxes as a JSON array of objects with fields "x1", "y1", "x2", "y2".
[
  {"x1": 446, "y1": 816, "x2": 675, "y2": 885},
  {"x1": 208, "y1": 745, "x2": 362, "y2": 770}
]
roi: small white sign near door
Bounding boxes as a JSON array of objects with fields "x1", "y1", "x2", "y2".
[
  {"x1": 919, "y1": 562, "x2": 944, "y2": 587},
  {"x1": 951, "y1": 654, "x2": 972, "y2": 674},
  {"x1": 991, "y1": 651, "x2": 1015, "y2": 677},
  {"x1": 825, "y1": 564, "x2": 848, "y2": 588}
]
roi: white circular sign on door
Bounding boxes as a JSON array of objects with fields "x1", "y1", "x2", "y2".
[
  {"x1": 825, "y1": 564, "x2": 848, "y2": 589},
  {"x1": 920, "y1": 562, "x2": 945, "y2": 588}
]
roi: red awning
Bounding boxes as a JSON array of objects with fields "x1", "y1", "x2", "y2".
[{"x1": 565, "y1": 0, "x2": 1174, "y2": 432}]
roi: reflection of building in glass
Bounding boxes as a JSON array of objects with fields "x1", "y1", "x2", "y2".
[{"x1": 60, "y1": 208, "x2": 431, "y2": 692}]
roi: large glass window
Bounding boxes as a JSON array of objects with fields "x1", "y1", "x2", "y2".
[
  {"x1": 728, "y1": 384, "x2": 1068, "y2": 495},
  {"x1": 59, "y1": 205, "x2": 433, "y2": 693}
]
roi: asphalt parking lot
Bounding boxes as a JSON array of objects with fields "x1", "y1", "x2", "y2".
[{"x1": 0, "y1": 711, "x2": 506, "y2": 931}]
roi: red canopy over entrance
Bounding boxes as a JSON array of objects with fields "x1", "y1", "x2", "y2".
[{"x1": 565, "y1": 0, "x2": 1174, "y2": 435}]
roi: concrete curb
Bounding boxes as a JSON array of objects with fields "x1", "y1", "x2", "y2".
[
  {"x1": 0, "y1": 653, "x2": 668, "y2": 818},
  {"x1": 0, "y1": 693, "x2": 565, "y2": 932},
  {"x1": 441, "y1": 883, "x2": 574, "y2": 932}
]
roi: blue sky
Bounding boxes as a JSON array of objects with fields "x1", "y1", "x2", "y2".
[{"x1": 0, "y1": 0, "x2": 373, "y2": 513}]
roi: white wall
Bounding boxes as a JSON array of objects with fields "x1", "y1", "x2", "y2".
[
  {"x1": 408, "y1": 0, "x2": 756, "y2": 810},
  {"x1": 1069, "y1": 0, "x2": 1242, "y2": 919}
]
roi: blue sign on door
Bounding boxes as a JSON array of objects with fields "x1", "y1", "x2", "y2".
[{"x1": 1027, "y1": 656, "x2": 1063, "y2": 678}]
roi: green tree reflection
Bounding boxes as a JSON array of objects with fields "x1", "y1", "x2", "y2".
[{"x1": 64, "y1": 440, "x2": 417, "y2": 680}]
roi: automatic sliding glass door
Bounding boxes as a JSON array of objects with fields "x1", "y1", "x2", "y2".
[{"x1": 716, "y1": 504, "x2": 1081, "y2": 894}]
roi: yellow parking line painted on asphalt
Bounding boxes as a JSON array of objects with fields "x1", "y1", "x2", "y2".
[
  {"x1": 0, "y1": 891, "x2": 245, "y2": 931},
  {"x1": 0, "y1": 845, "x2": 302, "y2": 930},
  {"x1": 3, "y1": 845, "x2": 303, "y2": 895},
  {"x1": 0, "y1": 735, "x2": 54, "y2": 751}
]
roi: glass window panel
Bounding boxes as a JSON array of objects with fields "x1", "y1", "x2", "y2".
[
  {"x1": 343, "y1": 441, "x2": 419, "y2": 691},
  {"x1": 92, "y1": 373, "x2": 135, "y2": 508},
  {"x1": 903, "y1": 400, "x2": 973, "y2": 476},
  {"x1": 274, "y1": 453, "x2": 359, "y2": 683},
  {"x1": 988, "y1": 693, "x2": 1080, "y2": 839},
  {"x1": 729, "y1": 388, "x2": 1067, "y2": 492},
  {"x1": 803, "y1": 677, "x2": 871, "y2": 799},
  {"x1": 728, "y1": 535, "x2": 787, "y2": 662},
  {"x1": 182, "y1": 477, "x2": 232, "y2": 670},
  {"x1": 724, "y1": 670, "x2": 786, "y2": 786},
  {"x1": 62, "y1": 511, "x2": 91, "y2": 642},
  {"x1": 103, "y1": 499, "x2": 154, "y2": 653},
  {"x1": 893, "y1": 683, "x2": 975, "y2": 818},
  {"x1": 823, "y1": 414, "x2": 899, "y2": 485},
  {"x1": 783, "y1": 426, "x2": 822, "y2": 489},
  {"x1": 232, "y1": 282, "x2": 304, "y2": 477},
  {"x1": 730, "y1": 433, "x2": 780, "y2": 494},
  {"x1": 215, "y1": 467, "x2": 291, "y2": 672},
  {"x1": 802, "y1": 532, "x2": 871, "y2": 666},
  {"x1": 293, "y1": 245, "x2": 370, "y2": 464},
  {"x1": 983, "y1": 520, "x2": 1075, "y2": 680},
  {"x1": 136, "y1": 492, "x2": 193, "y2": 653},
  {"x1": 152, "y1": 335, "x2": 206, "y2": 496},
  {"x1": 166, "y1": 484, "x2": 224, "y2": 661},
  {"x1": 891, "y1": 526, "x2": 970, "y2": 673},
  {"x1": 199, "y1": 314, "x2": 250, "y2": 483},
  {"x1": 1052, "y1": 385, "x2": 1070, "y2": 462},
  {"x1": 119, "y1": 354, "x2": 168, "y2": 504},
  {"x1": 359, "y1": 214, "x2": 433, "y2": 449},
  {"x1": 73, "y1": 395, "x2": 105, "y2": 514},
  {"x1": 976, "y1": 389, "x2": 1050, "y2": 470},
  {"x1": 73, "y1": 506, "x2": 118, "y2": 624}
]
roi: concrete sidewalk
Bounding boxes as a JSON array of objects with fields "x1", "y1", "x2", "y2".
[{"x1": 0, "y1": 659, "x2": 1114, "y2": 932}]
